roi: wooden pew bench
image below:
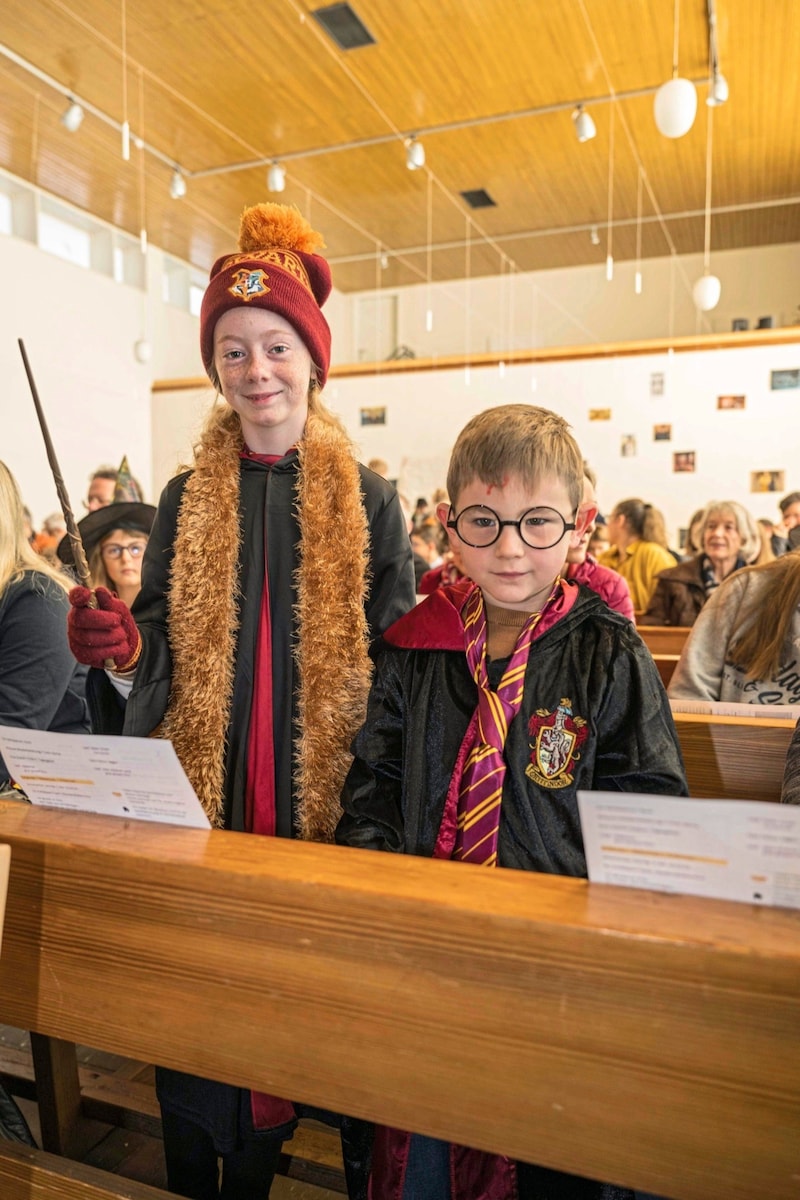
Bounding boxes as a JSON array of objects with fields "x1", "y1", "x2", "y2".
[
  {"x1": 672, "y1": 711, "x2": 794, "y2": 802},
  {"x1": 0, "y1": 802, "x2": 798, "y2": 1200},
  {"x1": 652, "y1": 652, "x2": 680, "y2": 687},
  {"x1": 637, "y1": 624, "x2": 692, "y2": 657}
]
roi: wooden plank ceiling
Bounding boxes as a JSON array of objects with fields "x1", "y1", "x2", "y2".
[{"x1": 0, "y1": 0, "x2": 798, "y2": 293}]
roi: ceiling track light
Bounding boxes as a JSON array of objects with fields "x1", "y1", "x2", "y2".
[
  {"x1": 267, "y1": 162, "x2": 286, "y2": 192},
  {"x1": 707, "y1": 70, "x2": 729, "y2": 107},
  {"x1": 169, "y1": 168, "x2": 187, "y2": 199},
  {"x1": 60, "y1": 98, "x2": 84, "y2": 133},
  {"x1": 405, "y1": 136, "x2": 425, "y2": 170},
  {"x1": 572, "y1": 105, "x2": 596, "y2": 143}
]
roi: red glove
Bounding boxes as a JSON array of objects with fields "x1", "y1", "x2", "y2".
[{"x1": 68, "y1": 586, "x2": 141, "y2": 671}]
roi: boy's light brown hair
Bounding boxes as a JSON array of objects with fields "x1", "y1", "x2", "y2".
[{"x1": 446, "y1": 404, "x2": 584, "y2": 513}]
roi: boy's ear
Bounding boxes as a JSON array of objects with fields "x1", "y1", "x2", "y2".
[
  {"x1": 573, "y1": 501, "x2": 598, "y2": 544},
  {"x1": 437, "y1": 502, "x2": 457, "y2": 551}
]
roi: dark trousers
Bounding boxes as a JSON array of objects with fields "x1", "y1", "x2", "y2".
[
  {"x1": 401, "y1": 1134, "x2": 636, "y2": 1200},
  {"x1": 161, "y1": 1109, "x2": 283, "y2": 1200}
]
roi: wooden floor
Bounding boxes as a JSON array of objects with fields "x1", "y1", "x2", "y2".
[{"x1": 0, "y1": 1025, "x2": 344, "y2": 1198}]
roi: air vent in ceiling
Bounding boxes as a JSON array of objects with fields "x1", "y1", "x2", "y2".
[
  {"x1": 311, "y1": 3, "x2": 376, "y2": 50},
  {"x1": 460, "y1": 189, "x2": 496, "y2": 209}
]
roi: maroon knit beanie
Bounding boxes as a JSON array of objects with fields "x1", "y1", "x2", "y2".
[{"x1": 200, "y1": 203, "x2": 333, "y2": 387}]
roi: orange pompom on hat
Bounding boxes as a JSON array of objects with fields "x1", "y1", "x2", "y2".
[{"x1": 200, "y1": 202, "x2": 333, "y2": 386}]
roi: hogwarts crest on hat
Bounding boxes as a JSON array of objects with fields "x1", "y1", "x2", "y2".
[{"x1": 199, "y1": 203, "x2": 333, "y2": 387}]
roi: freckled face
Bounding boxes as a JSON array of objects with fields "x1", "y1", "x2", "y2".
[
  {"x1": 213, "y1": 308, "x2": 313, "y2": 453},
  {"x1": 441, "y1": 474, "x2": 589, "y2": 612}
]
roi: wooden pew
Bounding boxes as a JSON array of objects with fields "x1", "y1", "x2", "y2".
[
  {"x1": 653, "y1": 652, "x2": 679, "y2": 687},
  {"x1": 673, "y1": 711, "x2": 794, "y2": 802},
  {"x1": 637, "y1": 624, "x2": 692, "y2": 657},
  {"x1": 0, "y1": 803, "x2": 798, "y2": 1200}
]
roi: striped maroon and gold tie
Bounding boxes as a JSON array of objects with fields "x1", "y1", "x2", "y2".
[{"x1": 453, "y1": 583, "x2": 558, "y2": 866}]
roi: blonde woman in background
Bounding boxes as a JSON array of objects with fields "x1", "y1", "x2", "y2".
[
  {"x1": 644, "y1": 500, "x2": 760, "y2": 627},
  {"x1": 0, "y1": 461, "x2": 89, "y2": 786},
  {"x1": 599, "y1": 497, "x2": 676, "y2": 613}
]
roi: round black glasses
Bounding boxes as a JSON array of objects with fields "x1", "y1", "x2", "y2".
[{"x1": 447, "y1": 505, "x2": 576, "y2": 549}]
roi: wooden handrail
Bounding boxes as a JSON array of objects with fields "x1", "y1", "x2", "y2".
[{"x1": 0, "y1": 802, "x2": 798, "y2": 1199}]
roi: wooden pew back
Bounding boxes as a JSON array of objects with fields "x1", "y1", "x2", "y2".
[
  {"x1": 637, "y1": 624, "x2": 692, "y2": 656},
  {"x1": 673, "y1": 711, "x2": 793, "y2": 801},
  {"x1": 0, "y1": 803, "x2": 798, "y2": 1200}
]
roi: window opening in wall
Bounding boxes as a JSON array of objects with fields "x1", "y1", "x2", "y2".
[
  {"x1": 0, "y1": 192, "x2": 11, "y2": 236},
  {"x1": 38, "y1": 211, "x2": 91, "y2": 269},
  {"x1": 189, "y1": 283, "x2": 205, "y2": 317},
  {"x1": 355, "y1": 293, "x2": 398, "y2": 362}
]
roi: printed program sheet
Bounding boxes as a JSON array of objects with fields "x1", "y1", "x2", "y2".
[
  {"x1": 0, "y1": 725, "x2": 210, "y2": 828},
  {"x1": 577, "y1": 791, "x2": 800, "y2": 909}
]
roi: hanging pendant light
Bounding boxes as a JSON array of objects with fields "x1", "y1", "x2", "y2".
[
  {"x1": 692, "y1": 101, "x2": 721, "y2": 311},
  {"x1": 654, "y1": 0, "x2": 697, "y2": 138},
  {"x1": 606, "y1": 104, "x2": 614, "y2": 281}
]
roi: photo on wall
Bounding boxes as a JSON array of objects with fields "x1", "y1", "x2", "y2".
[
  {"x1": 620, "y1": 434, "x2": 637, "y2": 457},
  {"x1": 770, "y1": 369, "x2": 800, "y2": 391},
  {"x1": 589, "y1": 407, "x2": 612, "y2": 421},
  {"x1": 673, "y1": 451, "x2": 696, "y2": 473},
  {"x1": 650, "y1": 372, "x2": 665, "y2": 396},
  {"x1": 653, "y1": 423, "x2": 672, "y2": 441},
  {"x1": 360, "y1": 406, "x2": 387, "y2": 426},
  {"x1": 751, "y1": 470, "x2": 786, "y2": 493},
  {"x1": 717, "y1": 394, "x2": 746, "y2": 410}
]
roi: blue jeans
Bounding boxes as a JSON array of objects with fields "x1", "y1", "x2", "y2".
[{"x1": 402, "y1": 1133, "x2": 452, "y2": 1200}]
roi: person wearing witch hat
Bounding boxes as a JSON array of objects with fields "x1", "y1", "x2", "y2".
[
  {"x1": 67, "y1": 203, "x2": 415, "y2": 1199},
  {"x1": 58, "y1": 457, "x2": 156, "y2": 608}
]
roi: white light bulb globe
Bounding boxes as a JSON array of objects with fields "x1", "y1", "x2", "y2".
[
  {"x1": 267, "y1": 163, "x2": 286, "y2": 193},
  {"x1": 654, "y1": 77, "x2": 698, "y2": 138},
  {"x1": 692, "y1": 273, "x2": 721, "y2": 311},
  {"x1": 134, "y1": 338, "x2": 152, "y2": 364}
]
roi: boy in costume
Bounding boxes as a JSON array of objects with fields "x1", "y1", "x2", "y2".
[{"x1": 337, "y1": 403, "x2": 687, "y2": 1199}]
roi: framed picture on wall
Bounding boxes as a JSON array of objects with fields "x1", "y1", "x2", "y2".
[
  {"x1": 589, "y1": 407, "x2": 611, "y2": 420},
  {"x1": 653, "y1": 423, "x2": 672, "y2": 441},
  {"x1": 359, "y1": 406, "x2": 387, "y2": 426},
  {"x1": 750, "y1": 470, "x2": 785, "y2": 493},
  {"x1": 770, "y1": 369, "x2": 800, "y2": 391},
  {"x1": 650, "y1": 372, "x2": 665, "y2": 396},
  {"x1": 620, "y1": 434, "x2": 636, "y2": 457},
  {"x1": 717, "y1": 394, "x2": 746, "y2": 410},
  {"x1": 673, "y1": 451, "x2": 696, "y2": 473}
]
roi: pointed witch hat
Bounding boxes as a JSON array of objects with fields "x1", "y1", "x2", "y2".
[{"x1": 57, "y1": 457, "x2": 156, "y2": 567}]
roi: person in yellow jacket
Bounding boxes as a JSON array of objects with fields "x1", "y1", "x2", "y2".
[{"x1": 599, "y1": 497, "x2": 676, "y2": 614}]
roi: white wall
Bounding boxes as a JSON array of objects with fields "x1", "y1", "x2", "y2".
[
  {"x1": 326, "y1": 340, "x2": 800, "y2": 548},
  {"x1": 340, "y1": 242, "x2": 800, "y2": 364},
  {"x1": 3, "y1": 207, "x2": 800, "y2": 553},
  {"x1": 0, "y1": 235, "x2": 198, "y2": 526}
]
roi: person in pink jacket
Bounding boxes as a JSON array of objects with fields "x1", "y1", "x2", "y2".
[{"x1": 563, "y1": 468, "x2": 635, "y2": 621}]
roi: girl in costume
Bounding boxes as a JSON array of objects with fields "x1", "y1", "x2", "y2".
[{"x1": 68, "y1": 203, "x2": 415, "y2": 1199}]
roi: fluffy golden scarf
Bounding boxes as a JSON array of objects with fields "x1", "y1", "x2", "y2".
[{"x1": 162, "y1": 405, "x2": 372, "y2": 838}]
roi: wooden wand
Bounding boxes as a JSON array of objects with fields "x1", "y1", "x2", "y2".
[{"x1": 17, "y1": 337, "x2": 93, "y2": 592}]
